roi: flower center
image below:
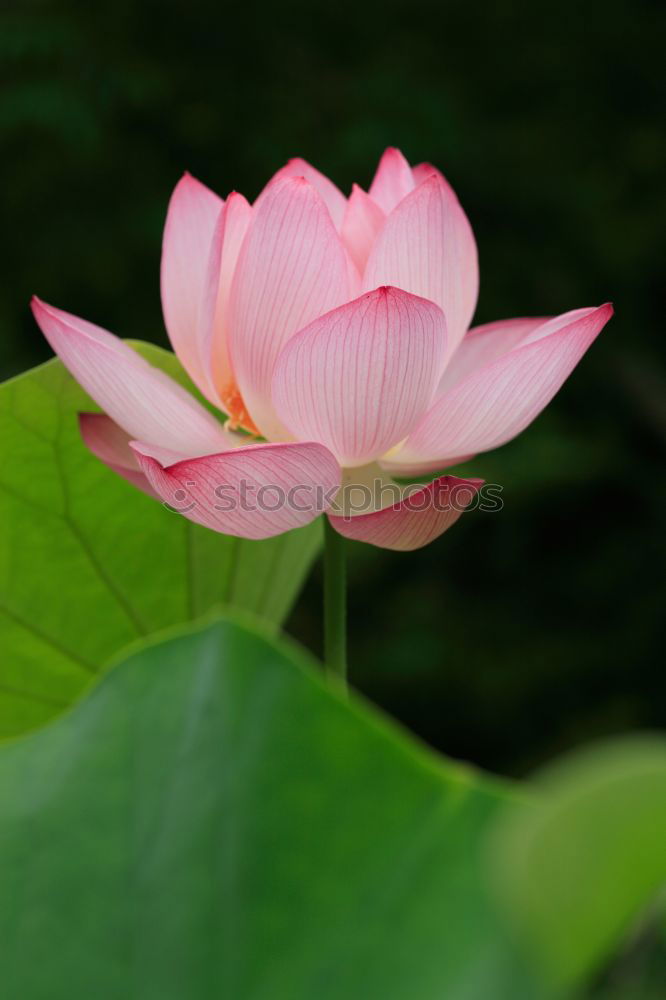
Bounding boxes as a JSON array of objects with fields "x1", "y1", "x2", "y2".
[{"x1": 219, "y1": 381, "x2": 260, "y2": 435}]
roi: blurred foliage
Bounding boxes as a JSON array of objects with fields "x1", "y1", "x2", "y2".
[
  {"x1": 591, "y1": 900, "x2": 666, "y2": 1000},
  {"x1": 490, "y1": 738, "x2": 666, "y2": 992},
  {"x1": 1, "y1": 0, "x2": 664, "y2": 775}
]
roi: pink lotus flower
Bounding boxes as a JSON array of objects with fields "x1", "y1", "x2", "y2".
[{"x1": 31, "y1": 148, "x2": 613, "y2": 550}]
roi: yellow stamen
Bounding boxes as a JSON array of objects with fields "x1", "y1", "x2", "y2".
[{"x1": 220, "y1": 382, "x2": 260, "y2": 436}]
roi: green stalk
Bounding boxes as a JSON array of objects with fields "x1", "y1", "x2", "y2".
[{"x1": 323, "y1": 516, "x2": 347, "y2": 686}]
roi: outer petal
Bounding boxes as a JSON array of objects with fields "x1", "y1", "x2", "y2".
[
  {"x1": 78, "y1": 413, "x2": 159, "y2": 498},
  {"x1": 259, "y1": 158, "x2": 347, "y2": 228},
  {"x1": 272, "y1": 287, "x2": 447, "y2": 468},
  {"x1": 228, "y1": 175, "x2": 350, "y2": 441},
  {"x1": 340, "y1": 184, "x2": 385, "y2": 276},
  {"x1": 132, "y1": 441, "x2": 341, "y2": 540},
  {"x1": 395, "y1": 304, "x2": 614, "y2": 466},
  {"x1": 363, "y1": 174, "x2": 479, "y2": 360},
  {"x1": 161, "y1": 173, "x2": 223, "y2": 400},
  {"x1": 328, "y1": 475, "x2": 483, "y2": 551},
  {"x1": 368, "y1": 148, "x2": 415, "y2": 214},
  {"x1": 437, "y1": 316, "x2": 548, "y2": 395},
  {"x1": 31, "y1": 298, "x2": 230, "y2": 455}
]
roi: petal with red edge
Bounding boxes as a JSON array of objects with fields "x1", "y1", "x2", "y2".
[
  {"x1": 79, "y1": 413, "x2": 159, "y2": 498},
  {"x1": 368, "y1": 148, "x2": 415, "y2": 213},
  {"x1": 132, "y1": 441, "x2": 341, "y2": 540},
  {"x1": 272, "y1": 287, "x2": 447, "y2": 468},
  {"x1": 396, "y1": 304, "x2": 614, "y2": 466},
  {"x1": 328, "y1": 475, "x2": 483, "y2": 551},
  {"x1": 31, "y1": 298, "x2": 230, "y2": 455},
  {"x1": 228, "y1": 175, "x2": 350, "y2": 440},
  {"x1": 341, "y1": 184, "x2": 385, "y2": 276},
  {"x1": 258, "y1": 158, "x2": 347, "y2": 228},
  {"x1": 363, "y1": 174, "x2": 479, "y2": 360},
  {"x1": 161, "y1": 173, "x2": 223, "y2": 401}
]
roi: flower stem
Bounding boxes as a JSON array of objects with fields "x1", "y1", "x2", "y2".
[{"x1": 323, "y1": 516, "x2": 347, "y2": 686}]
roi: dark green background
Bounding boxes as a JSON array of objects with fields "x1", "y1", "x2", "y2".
[{"x1": 2, "y1": 0, "x2": 664, "y2": 775}]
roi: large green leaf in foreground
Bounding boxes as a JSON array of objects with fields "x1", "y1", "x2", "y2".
[
  {"x1": 0, "y1": 615, "x2": 530, "y2": 1000},
  {"x1": 1, "y1": 613, "x2": 664, "y2": 998},
  {"x1": 0, "y1": 348, "x2": 321, "y2": 737}
]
